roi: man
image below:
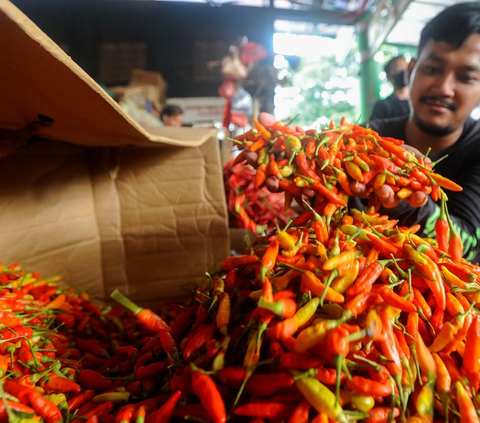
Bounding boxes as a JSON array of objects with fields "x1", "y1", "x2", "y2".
[
  {"x1": 370, "y1": 55, "x2": 411, "y2": 120},
  {"x1": 161, "y1": 104, "x2": 184, "y2": 127},
  {"x1": 354, "y1": 2, "x2": 480, "y2": 262},
  {"x1": 260, "y1": 2, "x2": 480, "y2": 262}
]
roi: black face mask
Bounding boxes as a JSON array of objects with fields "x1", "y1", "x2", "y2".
[{"x1": 392, "y1": 70, "x2": 408, "y2": 89}]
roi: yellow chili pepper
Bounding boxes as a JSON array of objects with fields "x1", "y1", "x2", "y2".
[
  {"x1": 397, "y1": 188, "x2": 413, "y2": 199},
  {"x1": 294, "y1": 375, "x2": 348, "y2": 423},
  {"x1": 374, "y1": 171, "x2": 387, "y2": 190},
  {"x1": 345, "y1": 161, "x2": 364, "y2": 183},
  {"x1": 331, "y1": 260, "x2": 360, "y2": 294},
  {"x1": 323, "y1": 249, "x2": 356, "y2": 271}
]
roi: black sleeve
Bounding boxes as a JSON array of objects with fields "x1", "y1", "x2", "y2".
[
  {"x1": 377, "y1": 162, "x2": 480, "y2": 263},
  {"x1": 369, "y1": 100, "x2": 390, "y2": 121}
]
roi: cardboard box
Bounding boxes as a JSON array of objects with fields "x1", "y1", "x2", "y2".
[{"x1": 0, "y1": 0, "x2": 229, "y2": 309}]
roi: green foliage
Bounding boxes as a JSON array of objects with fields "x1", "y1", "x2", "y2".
[{"x1": 275, "y1": 52, "x2": 360, "y2": 127}]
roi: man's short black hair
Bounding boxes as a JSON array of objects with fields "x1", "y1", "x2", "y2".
[
  {"x1": 384, "y1": 56, "x2": 405, "y2": 76},
  {"x1": 419, "y1": 2, "x2": 480, "y2": 54},
  {"x1": 161, "y1": 104, "x2": 183, "y2": 120}
]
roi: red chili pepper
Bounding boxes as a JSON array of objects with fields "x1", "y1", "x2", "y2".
[
  {"x1": 217, "y1": 367, "x2": 247, "y2": 388},
  {"x1": 446, "y1": 206, "x2": 464, "y2": 262},
  {"x1": 145, "y1": 391, "x2": 181, "y2": 423},
  {"x1": 245, "y1": 373, "x2": 294, "y2": 397},
  {"x1": 280, "y1": 352, "x2": 324, "y2": 369},
  {"x1": 234, "y1": 403, "x2": 296, "y2": 420},
  {"x1": 170, "y1": 373, "x2": 194, "y2": 395},
  {"x1": 191, "y1": 363, "x2": 226, "y2": 423},
  {"x1": 255, "y1": 163, "x2": 269, "y2": 188},
  {"x1": 183, "y1": 323, "x2": 217, "y2": 359},
  {"x1": 29, "y1": 390, "x2": 63, "y2": 423},
  {"x1": 288, "y1": 400, "x2": 310, "y2": 423},
  {"x1": 365, "y1": 407, "x2": 400, "y2": 423},
  {"x1": 82, "y1": 401, "x2": 114, "y2": 420},
  {"x1": 40, "y1": 374, "x2": 81, "y2": 393},
  {"x1": 116, "y1": 405, "x2": 136, "y2": 423},
  {"x1": 260, "y1": 239, "x2": 279, "y2": 282},
  {"x1": 311, "y1": 181, "x2": 347, "y2": 207},
  {"x1": 221, "y1": 255, "x2": 259, "y2": 271},
  {"x1": 111, "y1": 290, "x2": 172, "y2": 333},
  {"x1": 347, "y1": 261, "x2": 387, "y2": 297},
  {"x1": 136, "y1": 361, "x2": 168, "y2": 379},
  {"x1": 172, "y1": 404, "x2": 211, "y2": 422},
  {"x1": 366, "y1": 233, "x2": 403, "y2": 258},
  {"x1": 415, "y1": 255, "x2": 446, "y2": 311},
  {"x1": 134, "y1": 406, "x2": 147, "y2": 423},
  {"x1": 78, "y1": 370, "x2": 112, "y2": 391},
  {"x1": 296, "y1": 152, "x2": 320, "y2": 181},
  {"x1": 378, "y1": 285, "x2": 416, "y2": 313},
  {"x1": 377, "y1": 308, "x2": 402, "y2": 381},
  {"x1": 4, "y1": 379, "x2": 36, "y2": 402},
  {"x1": 369, "y1": 155, "x2": 399, "y2": 174},
  {"x1": 67, "y1": 390, "x2": 96, "y2": 411},
  {"x1": 462, "y1": 315, "x2": 480, "y2": 390},
  {"x1": 346, "y1": 376, "x2": 392, "y2": 397},
  {"x1": 435, "y1": 194, "x2": 449, "y2": 253}
]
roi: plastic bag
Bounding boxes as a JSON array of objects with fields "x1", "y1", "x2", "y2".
[
  {"x1": 230, "y1": 87, "x2": 253, "y2": 116},
  {"x1": 218, "y1": 79, "x2": 237, "y2": 99},
  {"x1": 230, "y1": 87, "x2": 252, "y2": 128}
]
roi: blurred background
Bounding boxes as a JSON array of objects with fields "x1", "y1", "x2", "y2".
[{"x1": 11, "y1": 0, "x2": 471, "y2": 133}]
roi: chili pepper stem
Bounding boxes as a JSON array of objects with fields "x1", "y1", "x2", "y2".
[
  {"x1": 362, "y1": 212, "x2": 383, "y2": 238},
  {"x1": 439, "y1": 392, "x2": 450, "y2": 423},
  {"x1": 0, "y1": 371, "x2": 14, "y2": 423},
  {"x1": 320, "y1": 269, "x2": 338, "y2": 306},
  {"x1": 207, "y1": 297, "x2": 217, "y2": 315},
  {"x1": 232, "y1": 372, "x2": 250, "y2": 410},
  {"x1": 430, "y1": 154, "x2": 448, "y2": 167},
  {"x1": 256, "y1": 323, "x2": 266, "y2": 353},
  {"x1": 278, "y1": 263, "x2": 305, "y2": 273},
  {"x1": 409, "y1": 343, "x2": 423, "y2": 386},
  {"x1": 334, "y1": 354, "x2": 343, "y2": 405},
  {"x1": 111, "y1": 289, "x2": 141, "y2": 315},
  {"x1": 347, "y1": 328, "x2": 372, "y2": 343}
]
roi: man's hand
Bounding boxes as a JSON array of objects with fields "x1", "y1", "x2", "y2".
[{"x1": 258, "y1": 112, "x2": 277, "y2": 128}]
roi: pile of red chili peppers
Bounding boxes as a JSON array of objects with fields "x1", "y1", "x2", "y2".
[
  {"x1": 224, "y1": 159, "x2": 295, "y2": 233},
  {"x1": 230, "y1": 118, "x2": 461, "y2": 211},
  {"x1": 1, "y1": 119, "x2": 479, "y2": 423}
]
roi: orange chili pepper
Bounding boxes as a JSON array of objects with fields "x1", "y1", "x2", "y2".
[
  {"x1": 378, "y1": 286, "x2": 416, "y2": 313},
  {"x1": 430, "y1": 173, "x2": 462, "y2": 192},
  {"x1": 301, "y1": 271, "x2": 344, "y2": 304}
]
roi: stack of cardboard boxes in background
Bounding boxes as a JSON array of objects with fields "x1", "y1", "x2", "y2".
[{"x1": 0, "y1": 0, "x2": 229, "y2": 310}]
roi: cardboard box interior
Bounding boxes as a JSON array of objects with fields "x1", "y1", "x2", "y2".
[{"x1": 0, "y1": 0, "x2": 229, "y2": 309}]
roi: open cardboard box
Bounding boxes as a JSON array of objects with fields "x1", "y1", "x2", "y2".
[{"x1": 0, "y1": 0, "x2": 229, "y2": 310}]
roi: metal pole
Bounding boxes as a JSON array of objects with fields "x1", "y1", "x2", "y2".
[{"x1": 358, "y1": 29, "x2": 380, "y2": 122}]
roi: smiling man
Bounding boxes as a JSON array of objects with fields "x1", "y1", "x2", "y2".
[
  {"x1": 359, "y1": 2, "x2": 480, "y2": 261},
  {"x1": 259, "y1": 3, "x2": 480, "y2": 262}
]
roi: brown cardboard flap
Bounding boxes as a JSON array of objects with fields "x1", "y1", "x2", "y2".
[
  {"x1": 0, "y1": 0, "x2": 214, "y2": 149},
  {"x1": 0, "y1": 136, "x2": 229, "y2": 309}
]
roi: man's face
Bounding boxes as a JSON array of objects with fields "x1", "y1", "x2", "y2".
[
  {"x1": 163, "y1": 114, "x2": 183, "y2": 127},
  {"x1": 409, "y1": 34, "x2": 480, "y2": 136},
  {"x1": 387, "y1": 58, "x2": 408, "y2": 82}
]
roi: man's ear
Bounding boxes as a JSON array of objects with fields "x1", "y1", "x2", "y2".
[{"x1": 407, "y1": 58, "x2": 416, "y2": 82}]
